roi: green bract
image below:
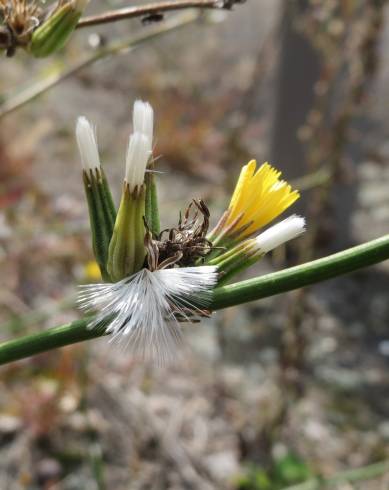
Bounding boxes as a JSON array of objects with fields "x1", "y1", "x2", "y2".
[{"x1": 30, "y1": 2, "x2": 83, "y2": 58}]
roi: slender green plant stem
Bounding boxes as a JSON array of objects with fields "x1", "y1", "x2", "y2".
[
  {"x1": 212, "y1": 233, "x2": 389, "y2": 310},
  {"x1": 0, "y1": 317, "x2": 100, "y2": 366},
  {"x1": 282, "y1": 460, "x2": 389, "y2": 490},
  {"x1": 0, "y1": 12, "x2": 199, "y2": 119},
  {"x1": 0, "y1": 234, "x2": 389, "y2": 365}
]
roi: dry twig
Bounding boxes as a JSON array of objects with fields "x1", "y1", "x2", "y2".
[{"x1": 77, "y1": 0, "x2": 245, "y2": 29}]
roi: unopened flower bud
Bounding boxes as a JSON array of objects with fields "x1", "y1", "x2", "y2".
[
  {"x1": 76, "y1": 116, "x2": 116, "y2": 281},
  {"x1": 30, "y1": 0, "x2": 89, "y2": 58},
  {"x1": 210, "y1": 215, "x2": 306, "y2": 284},
  {"x1": 107, "y1": 101, "x2": 154, "y2": 281}
]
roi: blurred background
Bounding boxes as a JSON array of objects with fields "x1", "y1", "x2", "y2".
[{"x1": 1, "y1": 0, "x2": 389, "y2": 488}]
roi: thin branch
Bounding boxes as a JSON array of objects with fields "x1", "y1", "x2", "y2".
[
  {"x1": 77, "y1": 0, "x2": 241, "y2": 29},
  {"x1": 1, "y1": 234, "x2": 389, "y2": 365},
  {"x1": 0, "y1": 11, "x2": 199, "y2": 119}
]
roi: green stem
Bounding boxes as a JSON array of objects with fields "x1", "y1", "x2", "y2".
[
  {"x1": 1, "y1": 234, "x2": 389, "y2": 365},
  {"x1": 282, "y1": 460, "x2": 389, "y2": 490},
  {"x1": 0, "y1": 317, "x2": 103, "y2": 366},
  {"x1": 212, "y1": 234, "x2": 389, "y2": 310}
]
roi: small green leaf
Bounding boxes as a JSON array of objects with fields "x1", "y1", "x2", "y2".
[{"x1": 274, "y1": 453, "x2": 312, "y2": 485}]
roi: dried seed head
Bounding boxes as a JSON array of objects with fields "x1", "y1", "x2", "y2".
[
  {"x1": 145, "y1": 199, "x2": 216, "y2": 270},
  {"x1": 0, "y1": 0, "x2": 41, "y2": 52}
]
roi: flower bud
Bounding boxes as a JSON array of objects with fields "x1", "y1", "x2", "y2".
[
  {"x1": 209, "y1": 215, "x2": 306, "y2": 284},
  {"x1": 107, "y1": 102, "x2": 154, "y2": 281},
  {"x1": 76, "y1": 116, "x2": 116, "y2": 281},
  {"x1": 30, "y1": 0, "x2": 89, "y2": 58}
]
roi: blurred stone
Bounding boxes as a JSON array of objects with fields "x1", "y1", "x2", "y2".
[
  {"x1": 36, "y1": 458, "x2": 61, "y2": 485},
  {"x1": 0, "y1": 415, "x2": 22, "y2": 434},
  {"x1": 205, "y1": 450, "x2": 239, "y2": 480},
  {"x1": 378, "y1": 340, "x2": 389, "y2": 356}
]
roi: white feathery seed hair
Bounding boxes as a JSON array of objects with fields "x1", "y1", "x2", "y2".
[
  {"x1": 76, "y1": 116, "x2": 101, "y2": 172},
  {"x1": 255, "y1": 215, "x2": 306, "y2": 253},
  {"x1": 78, "y1": 266, "x2": 218, "y2": 363}
]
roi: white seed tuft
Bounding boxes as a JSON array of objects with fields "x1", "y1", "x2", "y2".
[
  {"x1": 255, "y1": 215, "x2": 306, "y2": 253},
  {"x1": 77, "y1": 266, "x2": 218, "y2": 363},
  {"x1": 76, "y1": 116, "x2": 101, "y2": 172}
]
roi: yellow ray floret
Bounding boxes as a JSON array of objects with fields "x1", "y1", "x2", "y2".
[{"x1": 225, "y1": 160, "x2": 299, "y2": 238}]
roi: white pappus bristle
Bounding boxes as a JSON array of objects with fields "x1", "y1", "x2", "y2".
[
  {"x1": 77, "y1": 266, "x2": 218, "y2": 364},
  {"x1": 76, "y1": 116, "x2": 101, "y2": 172},
  {"x1": 255, "y1": 215, "x2": 306, "y2": 253}
]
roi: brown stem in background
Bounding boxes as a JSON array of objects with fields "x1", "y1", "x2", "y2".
[
  {"x1": 77, "y1": 0, "x2": 243, "y2": 29},
  {"x1": 0, "y1": 12, "x2": 199, "y2": 119}
]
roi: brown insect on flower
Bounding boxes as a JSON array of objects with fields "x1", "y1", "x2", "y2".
[
  {"x1": 145, "y1": 199, "x2": 217, "y2": 270},
  {"x1": 0, "y1": 0, "x2": 42, "y2": 56}
]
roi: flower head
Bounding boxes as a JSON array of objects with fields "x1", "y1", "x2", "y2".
[
  {"x1": 209, "y1": 160, "x2": 300, "y2": 246},
  {"x1": 78, "y1": 266, "x2": 218, "y2": 363},
  {"x1": 76, "y1": 100, "x2": 306, "y2": 364}
]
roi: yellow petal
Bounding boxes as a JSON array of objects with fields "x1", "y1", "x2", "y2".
[
  {"x1": 224, "y1": 161, "x2": 300, "y2": 238},
  {"x1": 228, "y1": 160, "x2": 256, "y2": 223}
]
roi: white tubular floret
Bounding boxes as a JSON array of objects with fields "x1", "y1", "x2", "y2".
[
  {"x1": 133, "y1": 100, "x2": 154, "y2": 145},
  {"x1": 255, "y1": 215, "x2": 306, "y2": 253},
  {"x1": 123, "y1": 100, "x2": 154, "y2": 190},
  {"x1": 77, "y1": 266, "x2": 218, "y2": 363},
  {"x1": 125, "y1": 132, "x2": 151, "y2": 190},
  {"x1": 76, "y1": 116, "x2": 101, "y2": 172}
]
